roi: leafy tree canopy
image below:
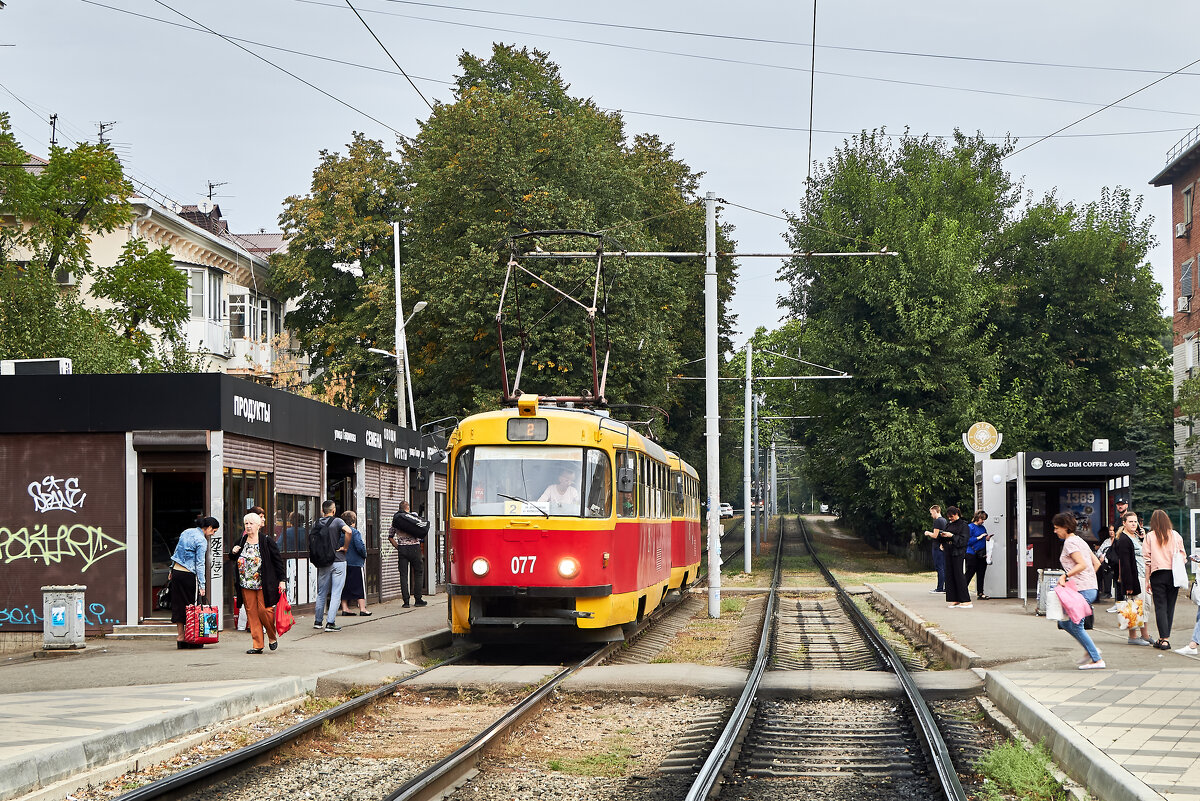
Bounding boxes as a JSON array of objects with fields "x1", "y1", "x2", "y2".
[
  {"x1": 774, "y1": 130, "x2": 1172, "y2": 542},
  {"x1": 0, "y1": 112, "x2": 193, "y2": 371}
]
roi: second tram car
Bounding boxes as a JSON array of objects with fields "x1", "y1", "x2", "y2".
[{"x1": 446, "y1": 394, "x2": 701, "y2": 642}]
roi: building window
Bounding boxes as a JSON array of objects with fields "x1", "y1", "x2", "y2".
[
  {"x1": 208, "y1": 272, "x2": 223, "y2": 321},
  {"x1": 187, "y1": 269, "x2": 204, "y2": 317},
  {"x1": 259, "y1": 297, "x2": 270, "y2": 343},
  {"x1": 275, "y1": 492, "x2": 318, "y2": 556},
  {"x1": 229, "y1": 295, "x2": 247, "y2": 339},
  {"x1": 1186, "y1": 184, "x2": 1195, "y2": 227},
  {"x1": 1183, "y1": 261, "x2": 1194, "y2": 299}
]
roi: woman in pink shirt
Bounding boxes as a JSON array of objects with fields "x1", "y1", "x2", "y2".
[
  {"x1": 1053, "y1": 512, "x2": 1104, "y2": 669},
  {"x1": 1144, "y1": 509, "x2": 1186, "y2": 651}
]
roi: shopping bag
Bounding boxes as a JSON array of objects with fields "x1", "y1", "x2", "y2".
[
  {"x1": 184, "y1": 603, "x2": 219, "y2": 644},
  {"x1": 1054, "y1": 584, "x2": 1091, "y2": 624},
  {"x1": 1117, "y1": 597, "x2": 1145, "y2": 631},
  {"x1": 1045, "y1": 588, "x2": 1065, "y2": 621},
  {"x1": 1191, "y1": 581, "x2": 1200, "y2": 606},
  {"x1": 1173, "y1": 551, "x2": 1189, "y2": 588},
  {"x1": 275, "y1": 591, "x2": 294, "y2": 636},
  {"x1": 985, "y1": 539, "x2": 994, "y2": 566}
]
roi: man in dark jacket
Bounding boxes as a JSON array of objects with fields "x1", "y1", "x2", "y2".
[
  {"x1": 938, "y1": 506, "x2": 972, "y2": 607},
  {"x1": 388, "y1": 501, "x2": 428, "y2": 608}
]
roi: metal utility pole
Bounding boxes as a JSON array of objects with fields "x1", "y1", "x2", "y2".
[
  {"x1": 393, "y1": 221, "x2": 409, "y2": 428},
  {"x1": 743, "y1": 341, "x2": 753, "y2": 575},
  {"x1": 49, "y1": 114, "x2": 57, "y2": 148},
  {"x1": 753, "y1": 392, "x2": 762, "y2": 553},
  {"x1": 704, "y1": 192, "x2": 722, "y2": 618},
  {"x1": 769, "y1": 439, "x2": 777, "y2": 517}
]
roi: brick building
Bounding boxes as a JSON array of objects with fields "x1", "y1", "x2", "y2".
[{"x1": 1151, "y1": 127, "x2": 1200, "y2": 504}]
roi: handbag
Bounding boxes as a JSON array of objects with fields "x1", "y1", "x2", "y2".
[
  {"x1": 156, "y1": 582, "x2": 171, "y2": 611},
  {"x1": 183, "y1": 584, "x2": 219, "y2": 645},
  {"x1": 275, "y1": 591, "x2": 294, "y2": 636},
  {"x1": 1191, "y1": 580, "x2": 1200, "y2": 605},
  {"x1": 1054, "y1": 583, "x2": 1092, "y2": 624},
  {"x1": 1173, "y1": 550, "x2": 1189, "y2": 588}
]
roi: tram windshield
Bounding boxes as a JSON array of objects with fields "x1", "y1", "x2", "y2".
[{"x1": 453, "y1": 445, "x2": 612, "y2": 518}]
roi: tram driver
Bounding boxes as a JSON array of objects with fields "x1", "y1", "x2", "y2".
[{"x1": 538, "y1": 464, "x2": 581, "y2": 512}]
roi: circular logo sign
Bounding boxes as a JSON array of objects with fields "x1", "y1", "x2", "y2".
[
  {"x1": 1031, "y1": 458, "x2": 1044, "y2": 470},
  {"x1": 965, "y1": 422, "x2": 1000, "y2": 455}
]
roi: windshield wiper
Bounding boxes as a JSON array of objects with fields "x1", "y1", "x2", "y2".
[{"x1": 496, "y1": 493, "x2": 550, "y2": 518}]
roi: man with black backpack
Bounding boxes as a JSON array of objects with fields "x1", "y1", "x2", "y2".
[{"x1": 310, "y1": 500, "x2": 351, "y2": 631}]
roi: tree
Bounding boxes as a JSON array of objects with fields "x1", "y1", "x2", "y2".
[
  {"x1": 275, "y1": 45, "x2": 738, "y2": 468},
  {"x1": 0, "y1": 112, "x2": 195, "y2": 372},
  {"x1": 776, "y1": 130, "x2": 1174, "y2": 543},
  {"x1": 779, "y1": 131, "x2": 1012, "y2": 543}
]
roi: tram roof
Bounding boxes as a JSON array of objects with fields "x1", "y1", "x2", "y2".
[{"x1": 454, "y1": 405, "x2": 673, "y2": 463}]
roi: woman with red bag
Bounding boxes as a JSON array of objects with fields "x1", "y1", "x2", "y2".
[
  {"x1": 230, "y1": 512, "x2": 286, "y2": 654},
  {"x1": 169, "y1": 516, "x2": 219, "y2": 649}
]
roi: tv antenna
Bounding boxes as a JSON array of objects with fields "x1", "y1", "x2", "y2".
[
  {"x1": 96, "y1": 121, "x2": 116, "y2": 144},
  {"x1": 206, "y1": 180, "x2": 228, "y2": 202}
]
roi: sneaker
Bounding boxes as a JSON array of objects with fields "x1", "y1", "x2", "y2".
[
  {"x1": 929, "y1": 589, "x2": 944, "y2": 594},
  {"x1": 324, "y1": 623, "x2": 341, "y2": 632},
  {"x1": 1175, "y1": 645, "x2": 1200, "y2": 655},
  {"x1": 1076, "y1": 653, "x2": 1100, "y2": 665},
  {"x1": 1078, "y1": 659, "x2": 1106, "y2": 670},
  {"x1": 402, "y1": 602, "x2": 411, "y2": 609},
  {"x1": 414, "y1": 599, "x2": 428, "y2": 607},
  {"x1": 1106, "y1": 605, "x2": 1119, "y2": 613},
  {"x1": 955, "y1": 603, "x2": 974, "y2": 609},
  {"x1": 313, "y1": 622, "x2": 324, "y2": 630},
  {"x1": 1127, "y1": 638, "x2": 1152, "y2": 646}
]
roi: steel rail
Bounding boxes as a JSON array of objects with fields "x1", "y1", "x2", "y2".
[
  {"x1": 114, "y1": 649, "x2": 473, "y2": 801},
  {"x1": 683, "y1": 515, "x2": 784, "y2": 801},
  {"x1": 799, "y1": 516, "x2": 969, "y2": 801}
]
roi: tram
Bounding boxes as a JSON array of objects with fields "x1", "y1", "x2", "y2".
[{"x1": 446, "y1": 394, "x2": 701, "y2": 643}]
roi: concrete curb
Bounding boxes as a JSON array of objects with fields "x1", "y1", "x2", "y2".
[
  {"x1": 866, "y1": 583, "x2": 981, "y2": 669},
  {"x1": 985, "y1": 670, "x2": 1162, "y2": 801},
  {"x1": 369, "y1": 627, "x2": 453, "y2": 663},
  {"x1": 1, "y1": 676, "x2": 308, "y2": 801}
]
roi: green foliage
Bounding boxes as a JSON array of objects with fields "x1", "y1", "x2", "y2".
[
  {"x1": 775, "y1": 131, "x2": 1172, "y2": 543},
  {"x1": 975, "y1": 740, "x2": 1068, "y2": 801},
  {"x1": 276, "y1": 44, "x2": 737, "y2": 467},
  {"x1": 0, "y1": 113, "x2": 202, "y2": 374},
  {"x1": 91, "y1": 238, "x2": 189, "y2": 354}
]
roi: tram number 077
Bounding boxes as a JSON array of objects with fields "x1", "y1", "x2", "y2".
[{"x1": 512, "y1": 556, "x2": 537, "y2": 574}]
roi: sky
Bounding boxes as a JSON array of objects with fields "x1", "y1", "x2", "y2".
[{"x1": 1, "y1": 1, "x2": 1196, "y2": 346}]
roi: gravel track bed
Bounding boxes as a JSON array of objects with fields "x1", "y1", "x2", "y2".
[{"x1": 450, "y1": 693, "x2": 725, "y2": 801}]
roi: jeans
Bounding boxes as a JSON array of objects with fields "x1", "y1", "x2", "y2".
[
  {"x1": 1149, "y1": 570, "x2": 1179, "y2": 640},
  {"x1": 932, "y1": 542, "x2": 946, "y2": 591},
  {"x1": 1057, "y1": 587, "x2": 1101, "y2": 662},
  {"x1": 1191, "y1": 605, "x2": 1200, "y2": 646},
  {"x1": 315, "y1": 562, "x2": 347, "y2": 625}
]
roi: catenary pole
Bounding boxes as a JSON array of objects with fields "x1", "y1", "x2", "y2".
[
  {"x1": 744, "y1": 341, "x2": 753, "y2": 574},
  {"x1": 392, "y1": 221, "x2": 408, "y2": 428},
  {"x1": 770, "y1": 439, "x2": 778, "y2": 517},
  {"x1": 704, "y1": 192, "x2": 722, "y2": 618}
]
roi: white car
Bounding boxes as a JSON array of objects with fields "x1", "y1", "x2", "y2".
[{"x1": 719, "y1": 503, "x2": 734, "y2": 519}]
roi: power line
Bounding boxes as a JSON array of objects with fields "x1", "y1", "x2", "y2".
[
  {"x1": 372, "y1": 0, "x2": 1200, "y2": 79},
  {"x1": 297, "y1": 0, "x2": 1200, "y2": 119},
  {"x1": 1006, "y1": 52, "x2": 1200, "y2": 160},
  {"x1": 148, "y1": 0, "x2": 404, "y2": 135},
  {"x1": 343, "y1": 0, "x2": 434, "y2": 111}
]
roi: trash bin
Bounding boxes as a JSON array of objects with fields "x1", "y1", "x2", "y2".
[
  {"x1": 42, "y1": 585, "x2": 86, "y2": 650},
  {"x1": 1035, "y1": 570, "x2": 1064, "y2": 616}
]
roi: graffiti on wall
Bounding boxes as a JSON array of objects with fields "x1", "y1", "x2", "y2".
[
  {"x1": 0, "y1": 601, "x2": 118, "y2": 628},
  {"x1": 0, "y1": 523, "x2": 127, "y2": 572},
  {"x1": 28, "y1": 475, "x2": 87, "y2": 514}
]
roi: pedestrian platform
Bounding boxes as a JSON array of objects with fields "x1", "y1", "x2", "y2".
[
  {"x1": 875, "y1": 580, "x2": 1200, "y2": 801},
  {"x1": 0, "y1": 596, "x2": 450, "y2": 801}
]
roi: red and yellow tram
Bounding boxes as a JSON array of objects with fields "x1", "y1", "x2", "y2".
[{"x1": 446, "y1": 394, "x2": 702, "y2": 642}]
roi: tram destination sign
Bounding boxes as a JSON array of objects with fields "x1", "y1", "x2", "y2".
[{"x1": 1024, "y1": 451, "x2": 1135, "y2": 477}]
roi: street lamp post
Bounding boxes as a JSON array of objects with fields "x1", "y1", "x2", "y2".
[{"x1": 368, "y1": 299, "x2": 427, "y2": 428}]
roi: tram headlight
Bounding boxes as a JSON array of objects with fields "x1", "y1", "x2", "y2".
[
  {"x1": 471, "y1": 557, "x2": 490, "y2": 577},
  {"x1": 557, "y1": 557, "x2": 580, "y2": 579}
]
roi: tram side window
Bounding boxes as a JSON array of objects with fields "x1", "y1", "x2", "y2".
[
  {"x1": 617, "y1": 451, "x2": 636, "y2": 518},
  {"x1": 583, "y1": 449, "x2": 612, "y2": 518},
  {"x1": 453, "y1": 449, "x2": 473, "y2": 517}
]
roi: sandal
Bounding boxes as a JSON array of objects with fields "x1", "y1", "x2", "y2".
[{"x1": 1155, "y1": 639, "x2": 1172, "y2": 650}]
